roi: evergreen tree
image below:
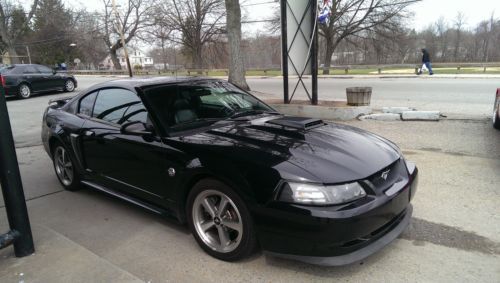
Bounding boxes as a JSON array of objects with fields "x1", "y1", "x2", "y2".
[{"x1": 31, "y1": 0, "x2": 74, "y2": 65}]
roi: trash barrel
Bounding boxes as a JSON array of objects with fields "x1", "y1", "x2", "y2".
[{"x1": 346, "y1": 87, "x2": 372, "y2": 106}]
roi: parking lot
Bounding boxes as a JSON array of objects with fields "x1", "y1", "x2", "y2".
[{"x1": 0, "y1": 77, "x2": 499, "y2": 282}]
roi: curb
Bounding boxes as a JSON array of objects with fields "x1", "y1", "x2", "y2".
[
  {"x1": 360, "y1": 108, "x2": 441, "y2": 122},
  {"x1": 269, "y1": 103, "x2": 372, "y2": 121}
]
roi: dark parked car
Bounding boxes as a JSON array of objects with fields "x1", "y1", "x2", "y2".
[
  {"x1": 0, "y1": 64, "x2": 77, "y2": 99},
  {"x1": 494, "y1": 88, "x2": 500, "y2": 129},
  {"x1": 42, "y1": 77, "x2": 418, "y2": 265}
]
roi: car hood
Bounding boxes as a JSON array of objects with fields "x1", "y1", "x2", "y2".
[{"x1": 176, "y1": 115, "x2": 401, "y2": 184}]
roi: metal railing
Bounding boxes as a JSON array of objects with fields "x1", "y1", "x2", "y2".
[{"x1": 67, "y1": 62, "x2": 500, "y2": 76}]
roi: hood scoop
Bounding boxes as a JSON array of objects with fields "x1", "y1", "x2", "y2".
[{"x1": 266, "y1": 116, "x2": 325, "y2": 131}]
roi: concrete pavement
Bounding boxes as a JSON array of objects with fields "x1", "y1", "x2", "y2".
[
  {"x1": 1, "y1": 75, "x2": 499, "y2": 281},
  {"x1": 1, "y1": 119, "x2": 499, "y2": 282},
  {"x1": 6, "y1": 75, "x2": 498, "y2": 147}
]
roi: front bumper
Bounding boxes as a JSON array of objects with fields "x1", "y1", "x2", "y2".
[
  {"x1": 255, "y1": 162, "x2": 418, "y2": 266},
  {"x1": 267, "y1": 204, "x2": 412, "y2": 266},
  {"x1": 2, "y1": 86, "x2": 18, "y2": 97}
]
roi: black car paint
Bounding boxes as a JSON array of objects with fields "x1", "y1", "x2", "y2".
[
  {"x1": 0, "y1": 64, "x2": 77, "y2": 97},
  {"x1": 42, "y1": 77, "x2": 417, "y2": 263}
]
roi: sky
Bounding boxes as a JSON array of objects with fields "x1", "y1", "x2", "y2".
[
  {"x1": 410, "y1": 0, "x2": 500, "y2": 30},
  {"x1": 20, "y1": 0, "x2": 500, "y2": 33}
]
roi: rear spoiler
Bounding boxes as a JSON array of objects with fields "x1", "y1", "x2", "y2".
[{"x1": 48, "y1": 95, "x2": 75, "y2": 107}]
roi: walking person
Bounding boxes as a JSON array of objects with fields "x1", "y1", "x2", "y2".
[{"x1": 418, "y1": 48, "x2": 434, "y2": 75}]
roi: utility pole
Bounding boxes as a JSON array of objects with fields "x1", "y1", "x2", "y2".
[
  {"x1": 0, "y1": 86, "x2": 35, "y2": 257},
  {"x1": 25, "y1": 46, "x2": 32, "y2": 64},
  {"x1": 112, "y1": 0, "x2": 133, "y2": 77}
]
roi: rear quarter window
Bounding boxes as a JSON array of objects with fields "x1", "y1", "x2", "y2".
[
  {"x1": 92, "y1": 88, "x2": 147, "y2": 125},
  {"x1": 0, "y1": 66, "x2": 15, "y2": 74},
  {"x1": 79, "y1": 91, "x2": 98, "y2": 116}
]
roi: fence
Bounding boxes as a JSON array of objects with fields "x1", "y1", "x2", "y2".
[{"x1": 68, "y1": 63, "x2": 500, "y2": 76}]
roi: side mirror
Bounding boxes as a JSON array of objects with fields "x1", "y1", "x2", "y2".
[
  {"x1": 52, "y1": 69, "x2": 57, "y2": 75},
  {"x1": 120, "y1": 121, "x2": 153, "y2": 136}
]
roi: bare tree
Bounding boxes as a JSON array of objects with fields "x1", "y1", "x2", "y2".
[
  {"x1": 224, "y1": 0, "x2": 248, "y2": 90},
  {"x1": 319, "y1": 0, "x2": 418, "y2": 74},
  {"x1": 452, "y1": 12, "x2": 466, "y2": 61},
  {"x1": 164, "y1": 0, "x2": 225, "y2": 71},
  {"x1": 74, "y1": 11, "x2": 109, "y2": 68},
  {"x1": 146, "y1": 12, "x2": 173, "y2": 70},
  {"x1": 0, "y1": 0, "x2": 39, "y2": 63},
  {"x1": 435, "y1": 16, "x2": 449, "y2": 61},
  {"x1": 475, "y1": 13, "x2": 496, "y2": 62},
  {"x1": 102, "y1": 0, "x2": 153, "y2": 70}
]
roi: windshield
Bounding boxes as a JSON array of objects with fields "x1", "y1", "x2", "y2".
[{"x1": 143, "y1": 80, "x2": 277, "y2": 132}]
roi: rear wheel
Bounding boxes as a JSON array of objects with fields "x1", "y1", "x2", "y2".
[
  {"x1": 187, "y1": 179, "x2": 257, "y2": 261},
  {"x1": 18, "y1": 83, "x2": 31, "y2": 99},
  {"x1": 52, "y1": 143, "x2": 80, "y2": 191},
  {"x1": 64, "y1": 79, "x2": 75, "y2": 92},
  {"x1": 493, "y1": 98, "x2": 500, "y2": 130}
]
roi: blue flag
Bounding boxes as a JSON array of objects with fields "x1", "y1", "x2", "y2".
[{"x1": 318, "y1": 0, "x2": 332, "y2": 24}]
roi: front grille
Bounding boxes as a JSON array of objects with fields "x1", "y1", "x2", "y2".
[
  {"x1": 366, "y1": 159, "x2": 407, "y2": 193},
  {"x1": 341, "y1": 208, "x2": 407, "y2": 248}
]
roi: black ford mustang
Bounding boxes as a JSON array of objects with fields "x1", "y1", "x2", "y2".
[{"x1": 42, "y1": 77, "x2": 418, "y2": 265}]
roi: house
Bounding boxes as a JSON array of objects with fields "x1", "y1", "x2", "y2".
[{"x1": 101, "y1": 48, "x2": 154, "y2": 70}]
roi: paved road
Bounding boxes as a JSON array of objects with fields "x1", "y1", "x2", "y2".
[
  {"x1": 74, "y1": 75, "x2": 500, "y2": 117},
  {"x1": 248, "y1": 77, "x2": 498, "y2": 118},
  {"x1": 5, "y1": 75, "x2": 498, "y2": 147},
  {"x1": 1, "y1": 119, "x2": 499, "y2": 282}
]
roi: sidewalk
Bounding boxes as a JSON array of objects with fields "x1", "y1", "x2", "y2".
[{"x1": 1, "y1": 131, "x2": 499, "y2": 282}]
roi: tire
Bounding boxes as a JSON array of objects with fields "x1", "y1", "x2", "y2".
[
  {"x1": 52, "y1": 142, "x2": 81, "y2": 191},
  {"x1": 64, "y1": 79, "x2": 75, "y2": 92},
  {"x1": 187, "y1": 179, "x2": 258, "y2": 261},
  {"x1": 17, "y1": 83, "x2": 31, "y2": 99},
  {"x1": 494, "y1": 98, "x2": 500, "y2": 130}
]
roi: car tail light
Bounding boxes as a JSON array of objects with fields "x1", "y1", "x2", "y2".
[{"x1": 0, "y1": 75, "x2": 5, "y2": 87}]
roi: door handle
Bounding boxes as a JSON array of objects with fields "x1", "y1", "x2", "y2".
[{"x1": 84, "y1": 130, "x2": 95, "y2": 137}]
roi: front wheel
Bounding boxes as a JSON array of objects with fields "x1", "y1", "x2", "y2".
[
  {"x1": 187, "y1": 179, "x2": 257, "y2": 261},
  {"x1": 64, "y1": 79, "x2": 75, "y2": 92}
]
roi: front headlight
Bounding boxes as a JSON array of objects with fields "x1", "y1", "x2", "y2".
[{"x1": 278, "y1": 182, "x2": 366, "y2": 205}]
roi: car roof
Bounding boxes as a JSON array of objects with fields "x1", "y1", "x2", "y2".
[{"x1": 86, "y1": 76, "x2": 222, "y2": 92}]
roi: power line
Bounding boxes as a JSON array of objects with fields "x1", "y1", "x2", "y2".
[{"x1": 241, "y1": 1, "x2": 278, "y2": 7}]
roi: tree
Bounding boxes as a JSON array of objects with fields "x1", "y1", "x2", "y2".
[
  {"x1": 73, "y1": 11, "x2": 109, "y2": 69},
  {"x1": 102, "y1": 0, "x2": 154, "y2": 70},
  {"x1": 31, "y1": 0, "x2": 75, "y2": 65},
  {"x1": 435, "y1": 17, "x2": 449, "y2": 61},
  {"x1": 164, "y1": 0, "x2": 225, "y2": 71},
  {"x1": 224, "y1": 0, "x2": 248, "y2": 90},
  {"x1": 452, "y1": 12, "x2": 466, "y2": 61},
  {"x1": 0, "y1": 0, "x2": 39, "y2": 63},
  {"x1": 146, "y1": 12, "x2": 173, "y2": 70},
  {"x1": 319, "y1": 0, "x2": 418, "y2": 74}
]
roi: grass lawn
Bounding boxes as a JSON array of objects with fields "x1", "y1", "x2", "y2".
[{"x1": 96, "y1": 67, "x2": 500, "y2": 77}]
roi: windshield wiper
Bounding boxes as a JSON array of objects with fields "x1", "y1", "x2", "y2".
[{"x1": 229, "y1": 110, "x2": 281, "y2": 119}]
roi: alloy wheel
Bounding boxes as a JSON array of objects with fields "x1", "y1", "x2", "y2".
[
  {"x1": 65, "y1": 80, "x2": 75, "y2": 92},
  {"x1": 19, "y1": 84, "x2": 31, "y2": 98},
  {"x1": 192, "y1": 190, "x2": 243, "y2": 253},
  {"x1": 54, "y1": 146, "x2": 74, "y2": 186}
]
